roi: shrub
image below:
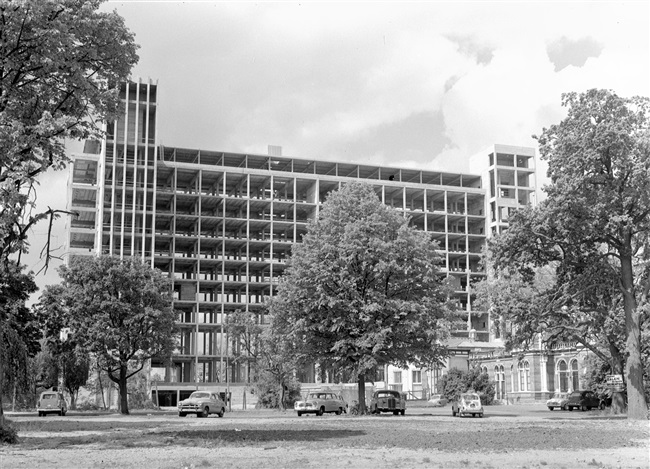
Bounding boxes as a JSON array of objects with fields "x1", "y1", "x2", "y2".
[
  {"x1": 254, "y1": 376, "x2": 301, "y2": 409},
  {"x1": 0, "y1": 421, "x2": 18, "y2": 444},
  {"x1": 76, "y1": 401, "x2": 101, "y2": 411},
  {"x1": 440, "y1": 367, "x2": 496, "y2": 405}
]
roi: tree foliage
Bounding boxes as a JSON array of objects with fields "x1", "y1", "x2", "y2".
[
  {"x1": 271, "y1": 182, "x2": 452, "y2": 413},
  {"x1": 38, "y1": 256, "x2": 176, "y2": 415},
  {"x1": 0, "y1": 261, "x2": 38, "y2": 399},
  {"x1": 227, "y1": 309, "x2": 300, "y2": 410},
  {"x1": 482, "y1": 89, "x2": 649, "y2": 419},
  {"x1": 0, "y1": 0, "x2": 138, "y2": 429},
  {"x1": 226, "y1": 309, "x2": 263, "y2": 382},
  {"x1": 0, "y1": 0, "x2": 139, "y2": 266}
]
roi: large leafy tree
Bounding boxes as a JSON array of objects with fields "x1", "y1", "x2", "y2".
[
  {"x1": 34, "y1": 340, "x2": 89, "y2": 410},
  {"x1": 0, "y1": 0, "x2": 138, "y2": 426},
  {"x1": 0, "y1": 0, "x2": 138, "y2": 266},
  {"x1": 271, "y1": 182, "x2": 452, "y2": 413},
  {"x1": 38, "y1": 256, "x2": 177, "y2": 414},
  {"x1": 475, "y1": 252, "x2": 628, "y2": 375},
  {"x1": 484, "y1": 89, "x2": 649, "y2": 419},
  {"x1": 0, "y1": 261, "x2": 38, "y2": 414}
]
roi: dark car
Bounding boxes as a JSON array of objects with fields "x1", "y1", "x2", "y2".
[
  {"x1": 369, "y1": 390, "x2": 406, "y2": 415},
  {"x1": 566, "y1": 390, "x2": 600, "y2": 411},
  {"x1": 598, "y1": 390, "x2": 627, "y2": 409}
]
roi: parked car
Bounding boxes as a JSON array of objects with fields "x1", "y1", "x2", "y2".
[
  {"x1": 546, "y1": 391, "x2": 569, "y2": 411},
  {"x1": 369, "y1": 390, "x2": 407, "y2": 415},
  {"x1": 178, "y1": 391, "x2": 226, "y2": 418},
  {"x1": 566, "y1": 390, "x2": 600, "y2": 411},
  {"x1": 451, "y1": 392, "x2": 484, "y2": 418},
  {"x1": 427, "y1": 394, "x2": 448, "y2": 407},
  {"x1": 37, "y1": 391, "x2": 67, "y2": 417},
  {"x1": 294, "y1": 391, "x2": 346, "y2": 416}
]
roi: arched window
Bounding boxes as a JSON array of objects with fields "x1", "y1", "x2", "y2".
[
  {"x1": 481, "y1": 366, "x2": 488, "y2": 375},
  {"x1": 518, "y1": 360, "x2": 530, "y2": 392},
  {"x1": 557, "y1": 360, "x2": 568, "y2": 392},
  {"x1": 494, "y1": 365, "x2": 505, "y2": 400},
  {"x1": 570, "y1": 359, "x2": 579, "y2": 391}
]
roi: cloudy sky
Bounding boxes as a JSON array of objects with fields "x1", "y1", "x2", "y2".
[{"x1": 25, "y1": 0, "x2": 650, "y2": 292}]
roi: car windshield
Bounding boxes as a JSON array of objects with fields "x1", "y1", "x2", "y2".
[
  {"x1": 570, "y1": 391, "x2": 581, "y2": 397},
  {"x1": 308, "y1": 393, "x2": 325, "y2": 399},
  {"x1": 42, "y1": 394, "x2": 57, "y2": 400},
  {"x1": 189, "y1": 392, "x2": 210, "y2": 399},
  {"x1": 376, "y1": 391, "x2": 399, "y2": 398},
  {"x1": 461, "y1": 393, "x2": 479, "y2": 401},
  {"x1": 553, "y1": 393, "x2": 566, "y2": 399}
]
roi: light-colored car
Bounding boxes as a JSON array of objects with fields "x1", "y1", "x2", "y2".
[
  {"x1": 178, "y1": 391, "x2": 226, "y2": 418},
  {"x1": 546, "y1": 392, "x2": 569, "y2": 411},
  {"x1": 294, "y1": 392, "x2": 346, "y2": 416},
  {"x1": 369, "y1": 390, "x2": 407, "y2": 415},
  {"x1": 427, "y1": 394, "x2": 448, "y2": 407},
  {"x1": 451, "y1": 392, "x2": 484, "y2": 418},
  {"x1": 37, "y1": 391, "x2": 67, "y2": 417}
]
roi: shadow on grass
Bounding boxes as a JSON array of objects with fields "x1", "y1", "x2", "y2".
[
  {"x1": 18, "y1": 428, "x2": 367, "y2": 450},
  {"x1": 162, "y1": 428, "x2": 366, "y2": 443}
]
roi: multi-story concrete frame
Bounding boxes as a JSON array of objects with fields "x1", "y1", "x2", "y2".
[
  {"x1": 470, "y1": 144, "x2": 537, "y2": 237},
  {"x1": 66, "y1": 81, "x2": 537, "y2": 399}
]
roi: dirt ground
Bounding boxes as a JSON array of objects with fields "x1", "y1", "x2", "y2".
[{"x1": 1, "y1": 408, "x2": 648, "y2": 469}]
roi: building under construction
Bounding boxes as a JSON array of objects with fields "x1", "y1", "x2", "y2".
[{"x1": 66, "y1": 80, "x2": 537, "y2": 404}]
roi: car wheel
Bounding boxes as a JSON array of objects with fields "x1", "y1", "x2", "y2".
[
  {"x1": 400, "y1": 409, "x2": 405, "y2": 416},
  {"x1": 581, "y1": 405, "x2": 587, "y2": 412},
  {"x1": 217, "y1": 408, "x2": 224, "y2": 418},
  {"x1": 335, "y1": 408, "x2": 342, "y2": 415},
  {"x1": 317, "y1": 407, "x2": 324, "y2": 416},
  {"x1": 568, "y1": 406, "x2": 573, "y2": 411},
  {"x1": 548, "y1": 406, "x2": 554, "y2": 411},
  {"x1": 297, "y1": 411, "x2": 303, "y2": 417},
  {"x1": 393, "y1": 410, "x2": 399, "y2": 416},
  {"x1": 599, "y1": 402, "x2": 605, "y2": 410},
  {"x1": 452, "y1": 408, "x2": 457, "y2": 417},
  {"x1": 179, "y1": 412, "x2": 187, "y2": 417},
  {"x1": 562, "y1": 404, "x2": 568, "y2": 411},
  {"x1": 62, "y1": 411, "x2": 66, "y2": 416},
  {"x1": 199, "y1": 407, "x2": 209, "y2": 418}
]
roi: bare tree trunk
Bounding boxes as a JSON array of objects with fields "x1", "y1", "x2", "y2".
[
  {"x1": 0, "y1": 354, "x2": 5, "y2": 427},
  {"x1": 620, "y1": 250, "x2": 648, "y2": 420},
  {"x1": 119, "y1": 365, "x2": 129, "y2": 415},
  {"x1": 98, "y1": 368, "x2": 107, "y2": 410},
  {"x1": 357, "y1": 374, "x2": 366, "y2": 414},
  {"x1": 279, "y1": 383, "x2": 286, "y2": 411}
]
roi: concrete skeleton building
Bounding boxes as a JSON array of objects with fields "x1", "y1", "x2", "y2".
[{"x1": 65, "y1": 79, "x2": 540, "y2": 404}]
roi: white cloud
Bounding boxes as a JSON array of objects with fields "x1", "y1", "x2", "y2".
[{"x1": 23, "y1": 0, "x2": 650, "y2": 293}]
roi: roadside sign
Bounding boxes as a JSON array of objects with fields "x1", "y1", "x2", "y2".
[{"x1": 605, "y1": 374, "x2": 623, "y2": 385}]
